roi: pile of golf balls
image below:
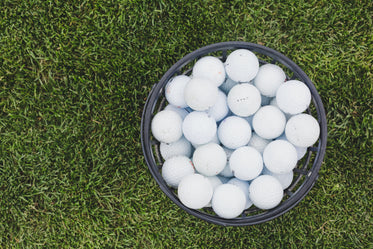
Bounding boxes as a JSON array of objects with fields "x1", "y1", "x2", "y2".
[{"x1": 151, "y1": 49, "x2": 320, "y2": 219}]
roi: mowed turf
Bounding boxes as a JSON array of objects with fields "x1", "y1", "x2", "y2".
[{"x1": 0, "y1": 0, "x2": 372, "y2": 247}]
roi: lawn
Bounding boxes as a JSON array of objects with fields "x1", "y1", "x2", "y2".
[{"x1": 0, "y1": 0, "x2": 372, "y2": 248}]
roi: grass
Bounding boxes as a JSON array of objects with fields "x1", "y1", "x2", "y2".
[{"x1": 0, "y1": 0, "x2": 372, "y2": 247}]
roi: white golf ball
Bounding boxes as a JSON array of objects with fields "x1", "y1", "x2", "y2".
[
  {"x1": 229, "y1": 146, "x2": 263, "y2": 181},
  {"x1": 247, "y1": 132, "x2": 271, "y2": 154},
  {"x1": 162, "y1": 156, "x2": 195, "y2": 188},
  {"x1": 254, "y1": 64, "x2": 286, "y2": 97},
  {"x1": 182, "y1": 111, "x2": 217, "y2": 145},
  {"x1": 207, "y1": 90, "x2": 229, "y2": 122},
  {"x1": 262, "y1": 167, "x2": 294, "y2": 190},
  {"x1": 184, "y1": 77, "x2": 218, "y2": 111},
  {"x1": 164, "y1": 104, "x2": 189, "y2": 120},
  {"x1": 193, "y1": 143, "x2": 227, "y2": 176},
  {"x1": 263, "y1": 140, "x2": 298, "y2": 174},
  {"x1": 285, "y1": 114, "x2": 320, "y2": 147},
  {"x1": 249, "y1": 175, "x2": 283, "y2": 210},
  {"x1": 225, "y1": 49, "x2": 259, "y2": 82},
  {"x1": 218, "y1": 116, "x2": 252, "y2": 149},
  {"x1": 227, "y1": 178, "x2": 253, "y2": 209},
  {"x1": 160, "y1": 136, "x2": 193, "y2": 160},
  {"x1": 227, "y1": 83, "x2": 261, "y2": 117},
  {"x1": 192, "y1": 56, "x2": 226, "y2": 87},
  {"x1": 165, "y1": 75, "x2": 190, "y2": 108},
  {"x1": 151, "y1": 110, "x2": 183, "y2": 143},
  {"x1": 219, "y1": 77, "x2": 238, "y2": 94},
  {"x1": 212, "y1": 184, "x2": 246, "y2": 219},
  {"x1": 275, "y1": 133, "x2": 308, "y2": 160},
  {"x1": 178, "y1": 173, "x2": 213, "y2": 209},
  {"x1": 205, "y1": 176, "x2": 224, "y2": 207},
  {"x1": 252, "y1": 106, "x2": 286, "y2": 139},
  {"x1": 276, "y1": 80, "x2": 311, "y2": 115}
]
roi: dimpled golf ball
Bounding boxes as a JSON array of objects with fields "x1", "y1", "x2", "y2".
[
  {"x1": 182, "y1": 111, "x2": 217, "y2": 145},
  {"x1": 192, "y1": 56, "x2": 226, "y2": 87},
  {"x1": 262, "y1": 167, "x2": 294, "y2": 190},
  {"x1": 227, "y1": 83, "x2": 261, "y2": 117},
  {"x1": 219, "y1": 77, "x2": 238, "y2": 94},
  {"x1": 254, "y1": 64, "x2": 286, "y2": 97},
  {"x1": 249, "y1": 175, "x2": 283, "y2": 209},
  {"x1": 193, "y1": 143, "x2": 227, "y2": 176},
  {"x1": 225, "y1": 49, "x2": 259, "y2": 82},
  {"x1": 151, "y1": 110, "x2": 183, "y2": 143},
  {"x1": 276, "y1": 80, "x2": 311, "y2": 115},
  {"x1": 164, "y1": 104, "x2": 189, "y2": 120},
  {"x1": 184, "y1": 77, "x2": 218, "y2": 111},
  {"x1": 247, "y1": 132, "x2": 271, "y2": 154},
  {"x1": 252, "y1": 106, "x2": 286, "y2": 139},
  {"x1": 263, "y1": 140, "x2": 298, "y2": 174},
  {"x1": 178, "y1": 173, "x2": 213, "y2": 209},
  {"x1": 207, "y1": 90, "x2": 229, "y2": 122},
  {"x1": 165, "y1": 75, "x2": 190, "y2": 108},
  {"x1": 275, "y1": 133, "x2": 308, "y2": 160},
  {"x1": 160, "y1": 136, "x2": 193, "y2": 160},
  {"x1": 162, "y1": 156, "x2": 195, "y2": 188},
  {"x1": 227, "y1": 178, "x2": 253, "y2": 209},
  {"x1": 285, "y1": 114, "x2": 320, "y2": 147},
  {"x1": 212, "y1": 184, "x2": 246, "y2": 219},
  {"x1": 229, "y1": 146, "x2": 263, "y2": 181},
  {"x1": 218, "y1": 116, "x2": 252, "y2": 149}
]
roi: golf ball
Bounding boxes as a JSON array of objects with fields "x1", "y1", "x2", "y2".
[
  {"x1": 285, "y1": 114, "x2": 320, "y2": 147},
  {"x1": 254, "y1": 64, "x2": 286, "y2": 97},
  {"x1": 192, "y1": 56, "x2": 226, "y2": 87},
  {"x1": 151, "y1": 110, "x2": 183, "y2": 143},
  {"x1": 276, "y1": 80, "x2": 311, "y2": 115},
  {"x1": 160, "y1": 136, "x2": 193, "y2": 160},
  {"x1": 162, "y1": 156, "x2": 195, "y2": 188},
  {"x1": 193, "y1": 143, "x2": 227, "y2": 176},
  {"x1": 263, "y1": 140, "x2": 298, "y2": 174},
  {"x1": 225, "y1": 49, "x2": 259, "y2": 82},
  {"x1": 227, "y1": 83, "x2": 261, "y2": 117},
  {"x1": 207, "y1": 90, "x2": 229, "y2": 122},
  {"x1": 229, "y1": 146, "x2": 263, "y2": 181},
  {"x1": 218, "y1": 116, "x2": 252, "y2": 149},
  {"x1": 252, "y1": 106, "x2": 286, "y2": 139},
  {"x1": 184, "y1": 77, "x2": 218, "y2": 111},
  {"x1": 182, "y1": 111, "x2": 217, "y2": 145},
  {"x1": 165, "y1": 75, "x2": 190, "y2": 108},
  {"x1": 249, "y1": 175, "x2": 283, "y2": 210},
  {"x1": 178, "y1": 173, "x2": 213, "y2": 209},
  {"x1": 212, "y1": 184, "x2": 246, "y2": 219}
]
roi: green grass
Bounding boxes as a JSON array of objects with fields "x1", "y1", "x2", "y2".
[{"x1": 0, "y1": 0, "x2": 372, "y2": 248}]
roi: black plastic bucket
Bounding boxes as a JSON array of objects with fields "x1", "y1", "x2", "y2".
[{"x1": 141, "y1": 41, "x2": 327, "y2": 226}]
